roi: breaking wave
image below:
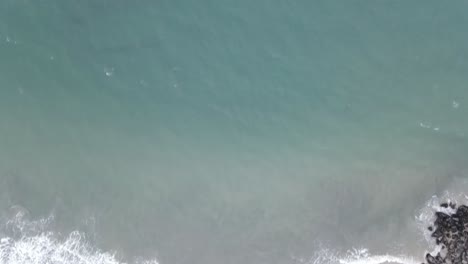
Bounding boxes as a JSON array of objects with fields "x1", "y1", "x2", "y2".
[
  {"x1": 294, "y1": 246, "x2": 420, "y2": 264},
  {"x1": 0, "y1": 206, "x2": 159, "y2": 264}
]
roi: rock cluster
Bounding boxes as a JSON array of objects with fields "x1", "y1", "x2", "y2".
[{"x1": 425, "y1": 203, "x2": 468, "y2": 264}]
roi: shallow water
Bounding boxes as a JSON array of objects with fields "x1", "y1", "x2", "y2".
[{"x1": 1, "y1": 1, "x2": 468, "y2": 264}]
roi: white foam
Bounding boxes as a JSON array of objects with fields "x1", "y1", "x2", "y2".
[
  {"x1": 338, "y1": 248, "x2": 419, "y2": 264},
  {"x1": 0, "y1": 231, "x2": 120, "y2": 264},
  {"x1": 296, "y1": 247, "x2": 418, "y2": 264},
  {"x1": 339, "y1": 253, "x2": 420, "y2": 264},
  {"x1": 0, "y1": 208, "x2": 159, "y2": 264}
]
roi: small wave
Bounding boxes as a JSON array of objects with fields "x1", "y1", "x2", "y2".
[
  {"x1": 0, "y1": 207, "x2": 159, "y2": 264},
  {"x1": 339, "y1": 252, "x2": 419, "y2": 264},
  {"x1": 0, "y1": 231, "x2": 117, "y2": 264},
  {"x1": 295, "y1": 247, "x2": 418, "y2": 264}
]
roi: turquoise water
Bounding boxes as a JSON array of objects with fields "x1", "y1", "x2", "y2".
[{"x1": 1, "y1": 1, "x2": 468, "y2": 264}]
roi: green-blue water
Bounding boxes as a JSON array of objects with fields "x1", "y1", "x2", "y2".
[{"x1": 1, "y1": 1, "x2": 468, "y2": 264}]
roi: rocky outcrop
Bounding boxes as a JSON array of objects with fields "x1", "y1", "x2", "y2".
[{"x1": 425, "y1": 203, "x2": 468, "y2": 264}]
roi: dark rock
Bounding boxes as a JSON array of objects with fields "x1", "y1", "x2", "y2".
[
  {"x1": 432, "y1": 228, "x2": 444, "y2": 238},
  {"x1": 436, "y1": 212, "x2": 451, "y2": 224},
  {"x1": 457, "y1": 206, "x2": 468, "y2": 217},
  {"x1": 426, "y1": 253, "x2": 438, "y2": 264},
  {"x1": 424, "y1": 202, "x2": 468, "y2": 264}
]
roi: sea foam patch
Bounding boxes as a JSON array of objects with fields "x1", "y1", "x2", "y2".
[
  {"x1": 0, "y1": 206, "x2": 159, "y2": 264},
  {"x1": 293, "y1": 246, "x2": 419, "y2": 264}
]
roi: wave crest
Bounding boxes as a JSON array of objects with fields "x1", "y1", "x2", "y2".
[{"x1": 0, "y1": 207, "x2": 159, "y2": 264}]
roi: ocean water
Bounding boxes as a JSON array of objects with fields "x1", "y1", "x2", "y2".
[{"x1": 1, "y1": 1, "x2": 468, "y2": 264}]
